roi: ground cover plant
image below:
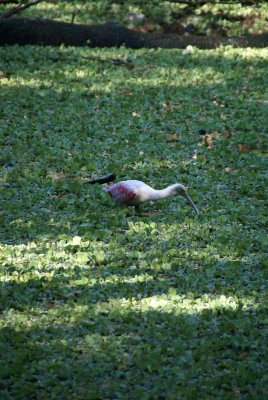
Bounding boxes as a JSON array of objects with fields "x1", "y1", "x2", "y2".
[
  {"x1": 0, "y1": 44, "x2": 268, "y2": 399},
  {"x1": 1, "y1": 0, "x2": 268, "y2": 36}
]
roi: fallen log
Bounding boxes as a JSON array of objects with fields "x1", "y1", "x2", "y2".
[{"x1": 0, "y1": 17, "x2": 268, "y2": 49}]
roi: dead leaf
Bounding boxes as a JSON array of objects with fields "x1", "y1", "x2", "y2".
[
  {"x1": 203, "y1": 132, "x2": 222, "y2": 148},
  {"x1": 111, "y1": 58, "x2": 134, "y2": 70},
  {"x1": 236, "y1": 143, "x2": 265, "y2": 153},
  {"x1": 200, "y1": 131, "x2": 231, "y2": 149},
  {"x1": 132, "y1": 111, "x2": 141, "y2": 118},
  {"x1": 48, "y1": 172, "x2": 66, "y2": 180},
  {"x1": 161, "y1": 131, "x2": 182, "y2": 144},
  {"x1": 161, "y1": 102, "x2": 181, "y2": 114}
]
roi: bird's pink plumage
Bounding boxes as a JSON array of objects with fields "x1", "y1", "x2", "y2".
[{"x1": 106, "y1": 182, "x2": 136, "y2": 205}]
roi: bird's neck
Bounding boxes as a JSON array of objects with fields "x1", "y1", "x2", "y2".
[{"x1": 150, "y1": 185, "x2": 177, "y2": 200}]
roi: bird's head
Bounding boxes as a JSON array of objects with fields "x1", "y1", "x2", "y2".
[
  {"x1": 172, "y1": 183, "x2": 200, "y2": 215},
  {"x1": 172, "y1": 183, "x2": 188, "y2": 195}
]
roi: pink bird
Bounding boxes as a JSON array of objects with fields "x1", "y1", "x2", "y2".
[{"x1": 106, "y1": 180, "x2": 200, "y2": 215}]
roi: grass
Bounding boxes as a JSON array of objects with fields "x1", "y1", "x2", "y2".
[{"x1": 0, "y1": 44, "x2": 268, "y2": 399}]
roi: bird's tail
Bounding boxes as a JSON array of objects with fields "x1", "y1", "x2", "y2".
[{"x1": 82, "y1": 173, "x2": 116, "y2": 185}]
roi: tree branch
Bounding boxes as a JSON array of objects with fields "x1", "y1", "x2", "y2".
[{"x1": 1, "y1": 0, "x2": 45, "y2": 19}]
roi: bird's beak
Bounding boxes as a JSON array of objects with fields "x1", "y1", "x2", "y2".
[{"x1": 183, "y1": 191, "x2": 200, "y2": 215}]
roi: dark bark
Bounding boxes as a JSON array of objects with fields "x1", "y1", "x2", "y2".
[
  {"x1": 0, "y1": 17, "x2": 268, "y2": 49},
  {"x1": 0, "y1": 18, "x2": 148, "y2": 48}
]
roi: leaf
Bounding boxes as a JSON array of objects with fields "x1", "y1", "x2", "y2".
[
  {"x1": 76, "y1": 252, "x2": 89, "y2": 263},
  {"x1": 72, "y1": 236, "x2": 82, "y2": 246}
]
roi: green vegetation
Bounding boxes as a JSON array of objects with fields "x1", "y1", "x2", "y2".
[
  {"x1": 0, "y1": 44, "x2": 268, "y2": 399},
  {"x1": 1, "y1": 0, "x2": 268, "y2": 36}
]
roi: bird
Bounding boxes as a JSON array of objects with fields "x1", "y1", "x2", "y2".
[{"x1": 105, "y1": 180, "x2": 200, "y2": 215}]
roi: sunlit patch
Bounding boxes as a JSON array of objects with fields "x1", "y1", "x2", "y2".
[
  {"x1": 0, "y1": 42, "x2": 267, "y2": 397},
  {"x1": 138, "y1": 294, "x2": 249, "y2": 314}
]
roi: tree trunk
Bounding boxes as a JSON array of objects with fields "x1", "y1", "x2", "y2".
[{"x1": 0, "y1": 17, "x2": 268, "y2": 49}]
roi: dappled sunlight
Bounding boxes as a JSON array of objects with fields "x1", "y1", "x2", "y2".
[
  {"x1": 0, "y1": 288, "x2": 261, "y2": 330},
  {"x1": 1, "y1": 43, "x2": 267, "y2": 399},
  {"x1": 2, "y1": 46, "x2": 267, "y2": 98},
  {"x1": 2, "y1": 303, "x2": 266, "y2": 398},
  {"x1": 0, "y1": 76, "x2": 52, "y2": 89},
  {"x1": 0, "y1": 72, "x2": 115, "y2": 95},
  {"x1": 218, "y1": 46, "x2": 268, "y2": 61},
  {"x1": 138, "y1": 293, "x2": 257, "y2": 314}
]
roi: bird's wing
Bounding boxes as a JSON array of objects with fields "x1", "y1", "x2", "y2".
[{"x1": 106, "y1": 182, "x2": 137, "y2": 204}]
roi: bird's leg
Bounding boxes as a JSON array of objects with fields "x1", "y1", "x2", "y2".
[
  {"x1": 134, "y1": 205, "x2": 151, "y2": 217},
  {"x1": 134, "y1": 205, "x2": 141, "y2": 215},
  {"x1": 135, "y1": 205, "x2": 145, "y2": 216}
]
